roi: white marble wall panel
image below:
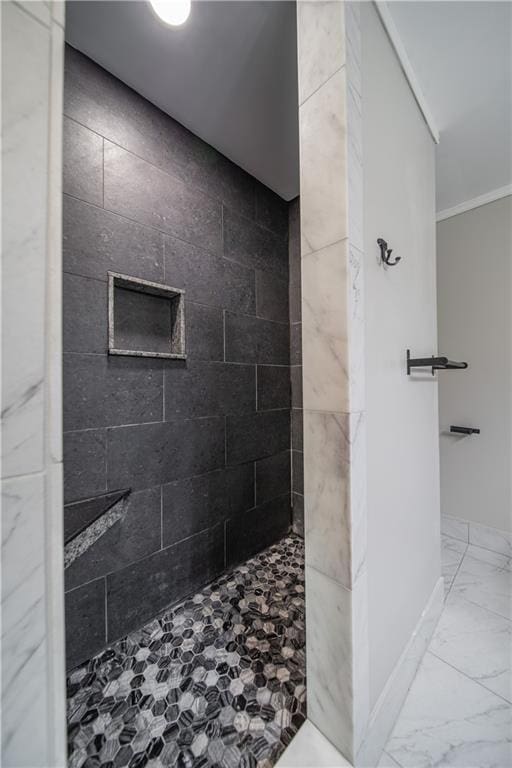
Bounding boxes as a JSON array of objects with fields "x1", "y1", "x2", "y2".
[
  {"x1": 302, "y1": 241, "x2": 349, "y2": 413},
  {"x1": 1, "y1": 1, "x2": 49, "y2": 478},
  {"x1": 299, "y1": 67, "x2": 348, "y2": 256},
  {"x1": 442, "y1": 513, "x2": 512, "y2": 558},
  {"x1": 1, "y1": 474, "x2": 49, "y2": 765},
  {"x1": 306, "y1": 566, "x2": 355, "y2": 757},
  {"x1": 1, "y1": 2, "x2": 66, "y2": 764},
  {"x1": 297, "y1": 1, "x2": 346, "y2": 106},
  {"x1": 298, "y1": 1, "x2": 368, "y2": 763}
]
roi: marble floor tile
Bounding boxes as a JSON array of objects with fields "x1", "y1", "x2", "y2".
[
  {"x1": 276, "y1": 720, "x2": 350, "y2": 767},
  {"x1": 430, "y1": 593, "x2": 512, "y2": 702},
  {"x1": 386, "y1": 652, "x2": 512, "y2": 768},
  {"x1": 440, "y1": 516, "x2": 469, "y2": 545},
  {"x1": 450, "y1": 548, "x2": 512, "y2": 621},
  {"x1": 441, "y1": 535, "x2": 467, "y2": 597},
  {"x1": 378, "y1": 751, "x2": 402, "y2": 767}
]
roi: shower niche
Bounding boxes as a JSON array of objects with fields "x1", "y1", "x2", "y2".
[{"x1": 108, "y1": 271, "x2": 186, "y2": 359}]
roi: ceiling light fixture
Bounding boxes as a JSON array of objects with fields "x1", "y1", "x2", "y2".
[{"x1": 149, "y1": 0, "x2": 191, "y2": 26}]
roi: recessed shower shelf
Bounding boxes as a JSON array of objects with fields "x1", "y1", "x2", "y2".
[{"x1": 108, "y1": 271, "x2": 186, "y2": 360}]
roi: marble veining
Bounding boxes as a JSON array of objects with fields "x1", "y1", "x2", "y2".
[
  {"x1": 299, "y1": 66, "x2": 348, "y2": 257},
  {"x1": 297, "y1": 0, "x2": 346, "y2": 107},
  {"x1": 384, "y1": 536, "x2": 512, "y2": 767},
  {"x1": 386, "y1": 652, "x2": 512, "y2": 768},
  {"x1": 1, "y1": 474, "x2": 49, "y2": 764}
]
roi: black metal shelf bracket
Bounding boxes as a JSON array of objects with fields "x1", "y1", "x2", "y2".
[
  {"x1": 407, "y1": 349, "x2": 468, "y2": 376},
  {"x1": 450, "y1": 425, "x2": 480, "y2": 435}
]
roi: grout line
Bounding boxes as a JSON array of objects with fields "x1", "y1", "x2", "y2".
[
  {"x1": 427, "y1": 649, "x2": 512, "y2": 706},
  {"x1": 254, "y1": 461, "x2": 257, "y2": 508},
  {"x1": 12, "y1": 0, "x2": 51, "y2": 28},
  {"x1": 222, "y1": 310, "x2": 226, "y2": 362},
  {"x1": 298, "y1": 61, "x2": 347, "y2": 110},
  {"x1": 103, "y1": 577, "x2": 108, "y2": 644},
  {"x1": 102, "y1": 137, "x2": 105, "y2": 208},
  {"x1": 63, "y1": 116, "x2": 288, "y2": 243},
  {"x1": 160, "y1": 485, "x2": 164, "y2": 550},
  {"x1": 255, "y1": 366, "x2": 258, "y2": 411},
  {"x1": 62, "y1": 184, "x2": 286, "y2": 279}
]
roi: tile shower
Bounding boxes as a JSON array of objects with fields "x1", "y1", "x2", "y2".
[{"x1": 62, "y1": 44, "x2": 304, "y2": 766}]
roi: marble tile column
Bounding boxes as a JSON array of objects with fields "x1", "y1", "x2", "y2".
[
  {"x1": 1, "y1": 2, "x2": 66, "y2": 765},
  {"x1": 297, "y1": 2, "x2": 369, "y2": 762}
]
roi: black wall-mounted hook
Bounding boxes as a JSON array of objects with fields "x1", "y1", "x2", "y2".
[{"x1": 378, "y1": 238, "x2": 401, "y2": 266}]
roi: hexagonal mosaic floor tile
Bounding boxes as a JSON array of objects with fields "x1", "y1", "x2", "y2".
[{"x1": 67, "y1": 535, "x2": 306, "y2": 768}]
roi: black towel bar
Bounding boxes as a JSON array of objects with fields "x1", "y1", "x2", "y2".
[
  {"x1": 407, "y1": 350, "x2": 468, "y2": 376},
  {"x1": 450, "y1": 426, "x2": 480, "y2": 435}
]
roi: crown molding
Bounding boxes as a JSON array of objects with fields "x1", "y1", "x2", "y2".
[
  {"x1": 436, "y1": 185, "x2": 512, "y2": 222},
  {"x1": 374, "y1": 1, "x2": 440, "y2": 145}
]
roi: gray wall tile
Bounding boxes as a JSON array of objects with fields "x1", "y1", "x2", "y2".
[
  {"x1": 65, "y1": 577, "x2": 106, "y2": 669},
  {"x1": 63, "y1": 354, "x2": 163, "y2": 431},
  {"x1": 255, "y1": 185, "x2": 289, "y2": 240},
  {"x1": 162, "y1": 464, "x2": 254, "y2": 548},
  {"x1": 225, "y1": 312, "x2": 289, "y2": 365},
  {"x1": 106, "y1": 524, "x2": 224, "y2": 641},
  {"x1": 63, "y1": 116, "x2": 103, "y2": 206},
  {"x1": 103, "y1": 141, "x2": 222, "y2": 254},
  {"x1": 291, "y1": 365, "x2": 303, "y2": 409},
  {"x1": 256, "y1": 270, "x2": 289, "y2": 323},
  {"x1": 186, "y1": 301, "x2": 224, "y2": 361},
  {"x1": 291, "y1": 408, "x2": 303, "y2": 452},
  {"x1": 65, "y1": 487, "x2": 162, "y2": 591},
  {"x1": 292, "y1": 493, "x2": 304, "y2": 538},
  {"x1": 63, "y1": 273, "x2": 107, "y2": 354},
  {"x1": 164, "y1": 361, "x2": 255, "y2": 420},
  {"x1": 255, "y1": 451, "x2": 290, "y2": 505},
  {"x1": 292, "y1": 449, "x2": 304, "y2": 495},
  {"x1": 226, "y1": 494, "x2": 291, "y2": 567},
  {"x1": 63, "y1": 195, "x2": 164, "y2": 283},
  {"x1": 164, "y1": 235, "x2": 255, "y2": 315},
  {"x1": 257, "y1": 365, "x2": 290, "y2": 410},
  {"x1": 288, "y1": 196, "x2": 301, "y2": 324},
  {"x1": 113, "y1": 287, "x2": 174, "y2": 355},
  {"x1": 64, "y1": 429, "x2": 107, "y2": 503},
  {"x1": 107, "y1": 417, "x2": 225, "y2": 491},
  {"x1": 64, "y1": 46, "x2": 256, "y2": 219},
  {"x1": 223, "y1": 208, "x2": 288, "y2": 279},
  {"x1": 290, "y1": 322, "x2": 302, "y2": 366},
  {"x1": 226, "y1": 410, "x2": 290, "y2": 465},
  {"x1": 63, "y1": 44, "x2": 294, "y2": 658}
]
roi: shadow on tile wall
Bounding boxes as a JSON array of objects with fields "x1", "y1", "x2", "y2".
[{"x1": 62, "y1": 45, "x2": 294, "y2": 670}]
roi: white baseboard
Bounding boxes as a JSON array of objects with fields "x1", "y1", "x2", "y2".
[
  {"x1": 356, "y1": 577, "x2": 444, "y2": 767},
  {"x1": 441, "y1": 513, "x2": 512, "y2": 559}
]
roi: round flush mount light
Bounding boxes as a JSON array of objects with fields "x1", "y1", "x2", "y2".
[{"x1": 149, "y1": 0, "x2": 191, "y2": 26}]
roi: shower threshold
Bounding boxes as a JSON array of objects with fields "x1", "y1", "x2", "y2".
[{"x1": 67, "y1": 534, "x2": 306, "y2": 768}]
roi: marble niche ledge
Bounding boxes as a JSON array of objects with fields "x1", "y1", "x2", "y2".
[{"x1": 64, "y1": 488, "x2": 130, "y2": 567}]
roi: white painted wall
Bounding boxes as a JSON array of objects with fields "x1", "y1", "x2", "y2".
[
  {"x1": 437, "y1": 196, "x2": 512, "y2": 533},
  {"x1": 362, "y1": 3, "x2": 440, "y2": 709},
  {"x1": 1, "y1": 2, "x2": 67, "y2": 764}
]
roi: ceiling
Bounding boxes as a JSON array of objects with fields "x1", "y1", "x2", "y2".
[
  {"x1": 65, "y1": 1, "x2": 299, "y2": 200},
  {"x1": 66, "y1": 1, "x2": 511, "y2": 212},
  {"x1": 387, "y1": 1, "x2": 511, "y2": 213}
]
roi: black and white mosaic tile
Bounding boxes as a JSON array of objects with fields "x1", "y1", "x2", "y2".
[{"x1": 67, "y1": 534, "x2": 306, "y2": 768}]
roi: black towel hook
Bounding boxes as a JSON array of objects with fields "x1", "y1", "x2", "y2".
[{"x1": 378, "y1": 237, "x2": 401, "y2": 266}]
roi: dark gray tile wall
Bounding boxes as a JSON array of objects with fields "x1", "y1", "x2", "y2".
[
  {"x1": 289, "y1": 198, "x2": 304, "y2": 537},
  {"x1": 63, "y1": 45, "x2": 293, "y2": 668}
]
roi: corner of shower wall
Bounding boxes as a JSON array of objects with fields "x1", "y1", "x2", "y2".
[{"x1": 297, "y1": 1, "x2": 370, "y2": 762}]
